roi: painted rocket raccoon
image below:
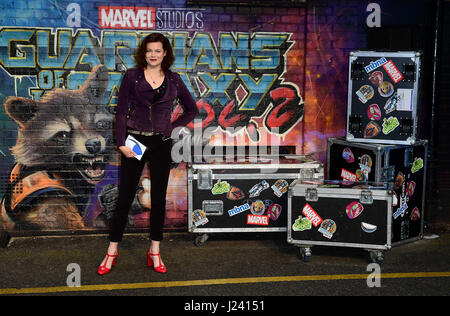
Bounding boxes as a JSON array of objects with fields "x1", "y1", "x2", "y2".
[{"x1": 0, "y1": 65, "x2": 115, "y2": 231}]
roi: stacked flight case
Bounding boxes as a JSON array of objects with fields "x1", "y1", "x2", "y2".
[
  {"x1": 188, "y1": 155, "x2": 323, "y2": 246},
  {"x1": 287, "y1": 180, "x2": 393, "y2": 263},
  {"x1": 346, "y1": 51, "x2": 422, "y2": 145},
  {"x1": 287, "y1": 51, "x2": 427, "y2": 263},
  {"x1": 326, "y1": 137, "x2": 427, "y2": 246}
]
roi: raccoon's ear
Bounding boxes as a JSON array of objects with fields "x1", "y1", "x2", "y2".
[
  {"x1": 3, "y1": 97, "x2": 39, "y2": 128},
  {"x1": 80, "y1": 64, "x2": 109, "y2": 105}
]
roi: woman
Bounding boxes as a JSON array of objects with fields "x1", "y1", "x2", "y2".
[{"x1": 97, "y1": 33, "x2": 198, "y2": 275}]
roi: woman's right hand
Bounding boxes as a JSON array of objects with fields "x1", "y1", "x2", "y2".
[{"x1": 118, "y1": 146, "x2": 137, "y2": 159}]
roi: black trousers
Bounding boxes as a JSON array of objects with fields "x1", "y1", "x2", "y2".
[{"x1": 109, "y1": 133, "x2": 172, "y2": 242}]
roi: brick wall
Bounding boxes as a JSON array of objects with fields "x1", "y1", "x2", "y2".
[{"x1": 0, "y1": 0, "x2": 393, "y2": 234}]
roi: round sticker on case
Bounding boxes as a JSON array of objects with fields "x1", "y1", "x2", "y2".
[
  {"x1": 361, "y1": 222, "x2": 377, "y2": 233},
  {"x1": 356, "y1": 85, "x2": 374, "y2": 104},
  {"x1": 267, "y1": 203, "x2": 282, "y2": 221},
  {"x1": 410, "y1": 207, "x2": 420, "y2": 221},
  {"x1": 378, "y1": 81, "x2": 394, "y2": 97},
  {"x1": 367, "y1": 104, "x2": 381, "y2": 121},
  {"x1": 342, "y1": 147, "x2": 355, "y2": 163},
  {"x1": 356, "y1": 169, "x2": 367, "y2": 181},
  {"x1": 394, "y1": 172, "x2": 405, "y2": 189},
  {"x1": 368, "y1": 70, "x2": 383, "y2": 86},
  {"x1": 318, "y1": 219, "x2": 337, "y2": 239},
  {"x1": 364, "y1": 121, "x2": 381, "y2": 138},
  {"x1": 250, "y1": 200, "x2": 265, "y2": 215},
  {"x1": 346, "y1": 201, "x2": 364, "y2": 219},
  {"x1": 406, "y1": 181, "x2": 416, "y2": 197},
  {"x1": 227, "y1": 186, "x2": 245, "y2": 200},
  {"x1": 359, "y1": 154, "x2": 372, "y2": 168}
]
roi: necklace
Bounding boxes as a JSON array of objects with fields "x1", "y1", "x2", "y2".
[{"x1": 145, "y1": 68, "x2": 161, "y2": 85}]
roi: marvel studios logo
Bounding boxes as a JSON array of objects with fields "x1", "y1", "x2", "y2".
[{"x1": 98, "y1": 6, "x2": 204, "y2": 30}]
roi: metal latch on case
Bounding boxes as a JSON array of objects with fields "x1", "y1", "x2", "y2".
[
  {"x1": 360, "y1": 190, "x2": 373, "y2": 204},
  {"x1": 305, "y1": 188, "x2": 318, "y2": 202},
  {"x1": 197, "y1": 169, "x2": 212, "y2": 190}
]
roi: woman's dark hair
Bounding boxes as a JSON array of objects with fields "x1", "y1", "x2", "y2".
[{"x1": 135, "y1": 33, "x2": 174, "y2": 72}]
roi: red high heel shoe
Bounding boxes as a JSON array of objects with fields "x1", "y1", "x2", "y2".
[
  {"x1": 147, "y1": 249, "x2": 167, "y2": 273},
  {"x1": 97, "y1": 251, "x2": 118, "y2": 276}
]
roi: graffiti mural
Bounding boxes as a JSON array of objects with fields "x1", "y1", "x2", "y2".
[
  {"x1": 0, "y1": 0, "x2": 368, "y2": 232},
  {"x1": 0, "y1": 65, "x2": 113, "y2": 230}
]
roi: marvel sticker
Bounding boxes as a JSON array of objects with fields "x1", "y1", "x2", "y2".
[
  {"x1": 247, "y1": 214, "x2": 269, "y2": 226},
  {"x1": 341, "y1": 168, "x2": 357, "y2": 182},
  {"x1": 302, "y1": 203, "x2": 323, "y2": 227},
  {"x1": 382, "y1": 59, "x2": 404, "y2": 83},
  {"x1": 318, "y1": 219, "x2": 337, "y2": 239}
]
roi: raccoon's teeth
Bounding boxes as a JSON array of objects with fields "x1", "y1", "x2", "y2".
[
  {"x1": 80, "y1": 156, "x2": 104, "y2": 165},
  {"x1": 77, "y1": 155, "x2": 105, "y2": 180}
]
